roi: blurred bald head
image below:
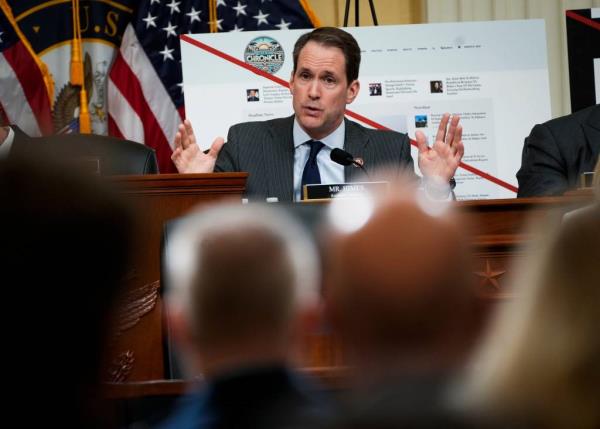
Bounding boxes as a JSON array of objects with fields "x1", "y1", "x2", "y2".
[
  {"x1": 187, "y1": 224, "x2": 301, "y2": 347},
  {"x1": 166, "y1": 203, "x2": 320, "y2": 375},
  {"x1": 325, "y1": 188, "x2": 476, "y2": 370}
]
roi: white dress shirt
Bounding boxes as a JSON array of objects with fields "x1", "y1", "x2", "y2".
[{"x1": 293, "y1": 119, "x2": 345, "y2": 202}]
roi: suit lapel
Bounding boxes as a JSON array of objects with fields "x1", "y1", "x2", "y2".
[
  {"x1": 8, "y1": 125, "x2": 32, "y2": 155},
  {"x1": 583, "y1": 106, "x2": 600, "y2": 165},
  {"x1": 263, "y1": 115, "x2": 294, "y2": 202},
  {"x1": 343, "y1": 118, "x2": 370, "y2": 182}
]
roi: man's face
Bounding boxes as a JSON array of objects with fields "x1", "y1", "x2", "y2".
[{"x1": 290, "y1": 41, "x2": 359, "y2": 140}]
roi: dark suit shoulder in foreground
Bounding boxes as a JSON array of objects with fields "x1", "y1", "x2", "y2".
[{"x1": 155, "y1": 366, "x2": 329, "y2": 429}]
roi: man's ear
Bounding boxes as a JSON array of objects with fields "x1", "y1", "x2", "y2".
[
  {"x1": 346, "y1": 79, "x2": 360, "y2": 104},
  {"x1": 165, "y1": 305, "x2": 204, "y2": 376},
  {"x1": 298, "y1": 301, "x2": 323, "y2": 336},
  {"x1": 287, "y1": 301, "x2": 324, "y2": 366},
  {"x1": 168, "y1": 305, "x2": 194, "y2": 351}
]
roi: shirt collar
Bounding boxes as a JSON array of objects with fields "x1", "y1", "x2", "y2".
[
  {"x1": 0, "y1": 126, "x2": 15, "y2": 159},
  {"x1": 293, "y1": 117, "x2": 345, "y2": 150}
]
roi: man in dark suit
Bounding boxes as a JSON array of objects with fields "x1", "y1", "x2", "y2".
[
  {"x1": 171, "y1": 27, "x2": 464, "y2": 201},
  {"x1": 158, "y1": 203, "x2": 328, "y2": 429},
  {"x1": 517, "y1": 104, "x2": 600, "y2": 197}
]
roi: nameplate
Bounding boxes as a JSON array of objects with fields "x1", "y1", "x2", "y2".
[
  {"x1": 73, "y1": 157, "x2": 101, "y2": 175},
  {"x1": 303, "y1": 181, "x2": 389, "y2": 200}
]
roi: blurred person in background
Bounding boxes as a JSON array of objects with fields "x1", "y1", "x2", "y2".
[
  {"x1": 459, "y1": 206, "x2": 600, "y2": 429},
  {"x1": 0, "y1": 152, "x2": 134, "y2": 428},
  {"x1": 158, "y1": 203, "x2": 329, "y2": 429},
  {"x1": 517, "y1": 104, "x2": 600, "y2": 197},
  {"x1": 322, "y1": 175, "x2": 485, "y2": 428}
]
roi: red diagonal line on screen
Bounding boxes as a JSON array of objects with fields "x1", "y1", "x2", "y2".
[
  {"x1": 182, "y1": 35, "x2": 292, "y2": 87},
  {"x1": 181, "y1": 34, "x2": 519, "y2": 194},
  {"x1": 346, "y1": 110, "x2": 519, "y2": 193},
  {"x1": 566, "y1": 10, "x2": 600, "y2": 31}
]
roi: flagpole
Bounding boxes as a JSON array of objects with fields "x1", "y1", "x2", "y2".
[
  {"x1": 300, "y1": 0, "x2": 322, "y2": 27},
  {"x1": 70, "y1": 0, "x2": 91, "y2": 133},
  {"x1": 0, "y1": 0, "x2": 54, "y2": 108},
  {"x1": 209, "y1": 0, "x2": 217, "y2": 33}
]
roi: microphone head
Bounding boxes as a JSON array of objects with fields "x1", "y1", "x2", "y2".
[{"x1": 330, "y1": 148, "x2": 354, "y2": 166}]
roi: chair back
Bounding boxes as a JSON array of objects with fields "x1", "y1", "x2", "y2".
[{"x1": 35, "y1": 134, "x2": 159, "y2": 175}]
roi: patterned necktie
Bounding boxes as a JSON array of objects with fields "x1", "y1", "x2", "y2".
[{"x1": 301, "y1": 140, "x2": 325, "y2": 198}]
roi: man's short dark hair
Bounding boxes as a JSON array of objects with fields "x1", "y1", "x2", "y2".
[{"x1": 292, "y1": 27, "x2": 361, "y2": 85}]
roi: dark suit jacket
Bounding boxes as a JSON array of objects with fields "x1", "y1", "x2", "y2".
[
  {"x1": 9, "y1": 125, "x2": 31, "y2": 146},
  {"x1": 516, "y1": 104, "x2": 600, "y2": 197},
  {"x1": 214, "y1": 115, "x2": 414, "y2": 201},
  {"x1": 334, "y1": 372, "x2": 493, "y2": 429},
  {"x1": 155, "y1": 366, "x2": 329, "y2": 429}
]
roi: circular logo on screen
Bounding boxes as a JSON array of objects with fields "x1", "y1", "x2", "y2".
[{"x1": 244, "y1": 36, "x2": 285, "y2": 74}]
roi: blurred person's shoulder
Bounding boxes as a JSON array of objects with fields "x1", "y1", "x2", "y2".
[{"x1": 562, "y1": 201, "x2": 600, "y2": 225}]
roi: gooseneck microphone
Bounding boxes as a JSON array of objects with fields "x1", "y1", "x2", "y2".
[
  {"x1": 330, "y1": 148, "x2": 370, "y2": 178},
  {"x1": 330, "y1": 148, "x2": 354, "y2": 166}
]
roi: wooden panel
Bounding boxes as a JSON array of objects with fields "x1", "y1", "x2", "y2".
[
  {"x1": 105, "y1": 173, "x2": 248, "y2": 382},
  {"x1": 104, "y1": 179, "x2": 592, "y2": 383},
  {"x1": 297, "y1": 195, "x2": 593, "y2": 370},
  {"x1": 104, "y1": 366, "x2": 352, "y2": 399}
]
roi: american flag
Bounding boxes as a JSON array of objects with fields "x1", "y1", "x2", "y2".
[
  {"x1": 108, "y1": 0, "x2": 318, "y2": 173},
  {"x1": 0, "y1": 3, "x2": 53, "y2": 136}
]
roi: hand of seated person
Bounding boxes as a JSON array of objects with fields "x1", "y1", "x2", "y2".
[
  {"x1": 416, "y1": 113, "x2": 463, "y2": 183},
  {"x1": 171, "y1": 119, "x2": 225, "y2": 173}
]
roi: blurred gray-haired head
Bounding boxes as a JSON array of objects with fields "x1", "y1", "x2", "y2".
[{"x1": 165, "y1": 202, "x2": 320, "y2": 348}]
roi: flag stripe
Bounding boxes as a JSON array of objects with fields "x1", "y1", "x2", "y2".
[
  {"x1": 117, "y1": 25, "x2": 181, "y2": 149},
  {"x1": 109, "y1": 52, "x2": 176, "y2": 172},
  {"x1": 0, "y1": 1, "x2": 53, "y2": 136},
  {"x1": 2, "y1": 40, "x2": 53, "y2": 134},
  {"x1": 107, "y1": 79, "x2": 145, "y2": 143},
  {"x1": 1, "y1": 43, "x2": 53, "y2": 136},
  {"x1": 107, "y1": 113, "x2": 125, "y2": 139},
  {"x1": 108, "y1": 24, "x2": 179, "y2": 172},
  {"x1": 0, "y1": 102, "x2": 9, "y2": 125},
  {"x1": 0, "y1": 52, "x2": 42, "y2": 136}
]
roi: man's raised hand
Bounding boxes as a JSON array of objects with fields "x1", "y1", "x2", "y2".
[
  {"x1": 171, "y1": 119, "x2": 225, "y2": 174},
  {"x1": 415, "y1": 113, "x2": 463, "y2": 182}
]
